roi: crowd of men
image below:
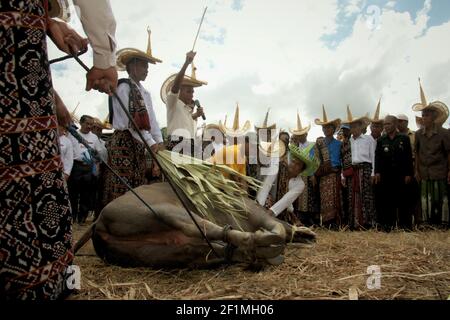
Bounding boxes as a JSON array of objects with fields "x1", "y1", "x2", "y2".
[{"x1": 1, "y1": 0, "x2": 449, "y2": 300}]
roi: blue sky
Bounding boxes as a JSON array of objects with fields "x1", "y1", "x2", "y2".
[{"x1": 322, "y1": 0, "x2": 450, "y2": 49}]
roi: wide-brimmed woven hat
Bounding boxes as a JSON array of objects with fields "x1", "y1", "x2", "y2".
[
  {"x1": 116, "y1": 28, "x2": 162, "y2": 72},
  {"x1": 290, "y1": 111, "x2": 311, "y2": 136},
  {"x1": 254, "y1": 108, "x2": 276, "y2": 131},
  {"x1": 218, "y1": 104, "x2": 251, "y2": 138},
  {"x1": 342, "y1": 105, "x2": 370, "y2": 126},
  {"x1": 160, "y1": 61, "x2": 207, "y2": 104},
  {"x1": 314, "y1": 105, "x2": 341, "y2": 130},
  {"x1": 412, "y1": 79, "x2": 449, "y2": 126},
  {"x1": 369, "y1": 97, "x2": 384, "y2": 124},
  {"x1": 259, "y1": 140, "x2": 286, "y2": 159},
  {"x1": 289, "y1": 143, "x2": 320, "y2": 177}
]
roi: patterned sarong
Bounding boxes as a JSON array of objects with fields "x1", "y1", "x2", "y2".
[
  {"x1": 349, "y1": 163, "x2": 375, "y2": 229},
  {"x1": 102, "y1": 130, "x2": 146, "y2": 207},
  {"x1": 0, "y1": 0, "x2": 73, "y2": 299}
]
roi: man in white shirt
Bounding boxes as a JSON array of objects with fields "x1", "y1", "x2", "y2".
[
  {"x1": 348, "y1": 116, "x2": 377, "y2": 229},
  {"x1": 68, "y1": 115, "x2": 105, "y2": 224},
  {"x1": 163, "y1": 51, "x2": 207, "y2": 157},
  {"x1": 257, "y1": 144, "x2": 320, "y2": 225},
  {"x1": 103, "y1": 30, "x2": 164, "y2": 208}
]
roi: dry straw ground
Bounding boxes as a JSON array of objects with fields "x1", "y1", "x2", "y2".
[{"x1": 70, "y1": 225, "x2": 449, "y2": 300}]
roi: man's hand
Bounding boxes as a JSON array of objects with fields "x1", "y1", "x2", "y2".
[
  {"x1": 371, "y1": 175, "x2": 377, "y2": 185},
  {"x1": 374, "y1": 174, "x2": 381, "y2": 185},
  {"x1": 86, "y1": 67, "x2": 118, "y2": 96},
  {"x1": 64, "y1": 173, "x2": 70, "y2": 181},
  {"x1": 152, "y1": 163, "x2": 161, "y2": 178},
  {"x1": 192, "y1": 106, "x2": 204, "y2": 120},
  {"x1": 185, "y1": 51, "x2": 196, "y2": 65},
  {"x1": 47, "y1": 18, "x2": 88, "y2": 55},
  {"x1": 415, "y1": 171, "x2": 421, "y2": 183},
  {"x1": 158, "y1": 143, "x2": 166, "y2": 152},
  {"x1": 341, "y1": 177, "x2": 346, "y2": 187},
  {"x1": 405, "y1": 176, "x2": 412, "y2": 185},
  {"x1": 150, "y1": 143, "x2": 160, "y2": 154}
]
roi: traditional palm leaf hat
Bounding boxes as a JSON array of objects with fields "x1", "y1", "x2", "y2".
[
  {"x1": 254, "y1": 108, "x2": 276, "y2": 131},
  {"x1": 411, "y1": 79, "x2": 449, "y2": 126},
  {"x1": 218, "y1": 103, "x2": 251, "y2": 137},
  {"x1": 289, "y1": 143, "x2": 320, "y2": 177},
  {"x1": 259, "y1": 140, "x2": 287, "y2": 159},
  {"x1": 369, "y1": 97, "x2": 384, "y2": 124},
  {"x1": 160, "y1": 61, "x2": 208, "y2": 104},
  {"x1": 116, "y1": 28, "x2": 162, "y2": 72},
  {"x1": 290, "y1": 111, "x2": 311, "y2": 136},
  {"x1": 342, "y1": 105, "x2": 370, "y2": 126},
  {"x1": 314, "y1": 105, "x2": 341, "y2": 131}
]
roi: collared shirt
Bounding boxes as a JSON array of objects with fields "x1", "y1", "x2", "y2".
[
  {"x1": 415, "y1": 126, "x2": 450, "y2": 180},
  {"x1": 375, "y1": 133, "x2": 413, "y2": 178},
  {"x1": 73, "y1": 0, "x2": 117, "y2": 69},
  {"x1": 59, "y1": 134, "x2": 74, "y2": 176},
  {"x1": 112, "y1": 79, "x2": 163, "y2": 147},
  {"x1": 350, "y1": 134, "x2": 376, "y2": 176},
  {"x1": 166, "y1": 92, "x2": 197, "y2": 140}
]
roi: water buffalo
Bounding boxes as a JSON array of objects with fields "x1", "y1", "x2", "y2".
[{"x1": 92, "y1": 182, "x2": 316, "y2": 268}]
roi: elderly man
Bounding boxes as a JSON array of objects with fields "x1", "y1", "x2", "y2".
[
  {"x1": 375, "y1": 116, "x2": 414, "y2": 231},
  {"x1": 344, "y1": 107, "x2": 376, "y2": 229},
  {"x1": 414, "y1": 105, "x2": 450, "y2": 228}
]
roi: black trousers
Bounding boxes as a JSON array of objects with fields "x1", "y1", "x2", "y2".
[
  {"x1": 378, "y1": 175, "x2": 412, "y2": 230},
  {"x1": 68, "y1": 162, "x2": 96, "y2": 223}
]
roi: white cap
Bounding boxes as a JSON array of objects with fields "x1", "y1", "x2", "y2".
[{"x1": 397, "y1": 114, "x2": 409, "y2": 121}]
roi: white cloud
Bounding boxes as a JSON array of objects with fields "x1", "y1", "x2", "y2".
[{"x1": 49, "y1": 0, "x2": 450, "y2": 141}]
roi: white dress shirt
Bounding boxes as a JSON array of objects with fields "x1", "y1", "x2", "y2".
[
  {"x1": 73, "y1": 0, "x2": 117, "y2": 69},
  {"x1": 350, "y1": 134, "x2": 376, "y2": 176},
  {"x1": 59, "y1": 134, "x2": 74, "y2": 176},
  {"x1": 166, "y1": 92, "x2": 197, "y2": 140},
  {"x1": 112, "y1": 79, "x2": 163, "y2": 147}
]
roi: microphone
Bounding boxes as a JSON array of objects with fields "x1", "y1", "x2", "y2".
[{"x1": 194, "y1": 99, "x2": 206, "y2": 121}]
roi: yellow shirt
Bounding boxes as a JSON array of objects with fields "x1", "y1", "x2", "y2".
[{"x1": 208, "y1": 144, "x2": 246, "y2": 176}]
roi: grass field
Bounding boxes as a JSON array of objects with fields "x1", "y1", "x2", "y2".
[{"x1": 70, "y1": 224, "x2": 449, "y2": 300}]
